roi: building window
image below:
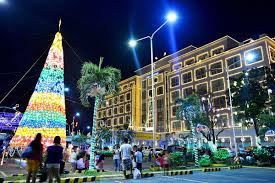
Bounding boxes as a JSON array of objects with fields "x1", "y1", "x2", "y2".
[
  {"x1": 226, "y1": 55, "x2": 241, "y2": 70},
  {"x1": 142, "y1": 80, "x2": 146, "y2": 89},
  {"x1": 270, "y1": 48, "x2": 275, "y2": 61},
  {"x1": 173, "y1": 63, "x2": 182, "y2": 71},
  {"x1": 195, "y1": 67, "x2": 207, "y2": 80},
  {"x1": 172, "y1": 121, "x2": 181, "y2": 131},
  {"x1": 170, "y1": 90, "x2": 180, "y2": 103},
  {"x1": 125, "y1": 115, "x2": 131, "y2": 124},
  {"x1": 148, "y1": 89, "x2": 153, "y2": 98},
  {"x1": 102, "y1": 110, "x2": 106, "y2": 117},
  {"x1": 107, "y1": 119, "x2": 111, "y2": 127},
  {"x1": 185, "y1": 58, "x2": 195, "y2": 66},
  {"x1": 183, "y1": 87, "x2": 193, "y2": 98},
  {"x1": 113, "y1": 97, "x2": 118, "y2": 105},
  {"x1": 113, "y1": 107, "x2": 118, "y2": 115},
  {"x1": 211, "y1": 78, "x2": 225, "y2": 92},
  {"x1": 244, "y1": 47, "x2": 263, "y2": 65},
  {"x1": 119, "y1": 117, "x2": 124, "y2": 125},
  {"x1": 171, "y1": 106, "x2": 179, "y2": 117},
  {"x1": 196, "y1": 83, "x2": 208, "y2": 96},
  {"x1": 156, "y1": 86, "x2": 164, "y2": 96},
  {"x1": 211, "y1": 46, "x2": 224, "y2": 56},
  {"x1": 157, "y1": 74, "x2": 164, "y2": 83},
  {"x1": 126, "y1": 92, "x2": 131, "y2": 101},
  {"x1": 125, "y1": 103, "x2": 131, "y2": 113},
  {"x1": 170, "y1": 75, "x2": 180, "y2": 87},
  {"x1": 119, "y1": 105, "x2": 124, "y2": 114},
  {"x1": 113, "y1": 118, "x2": 117, "y2": 126},
  {"x1": 157, "y1": 99, "x2": 164, "y2": 112},
  {"x1": 98, "y1": 111, "x2": 101, "y2": 119},
  {"x1": 122, "y1": 84, "x2": 128, "y2": 90},
  {"x1": 210, "y1": 61, "x2": 223, "y2": 75},
  {"x1": 182, "y1": 71, "x2": 192, "y2": 84},
  {"x1": 102, "y1": 101, "x2": 106, "y2": 108},
  {"x1": 216, "y1": 114, "x2": 228, "y2": 128},
  {"x1": 197, "y1": 52, "x2": 209, "y2": 61},
  {"x1": 119, "y1": 95, "x2": 124, "y2": 103},
  {"x1": 107, "y1": 108, "x2": 112, "y2": 117},
  {"x1": 213, "y1": 96, "x2": 226, "y2": 109},
  {"x1": 142, "y1": 90, "x2": 146, "y2": 100},
  {"x1": 108, "y1": 99, "x2": 113, "y2": 106}
]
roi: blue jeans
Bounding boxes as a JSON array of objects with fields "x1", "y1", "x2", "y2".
[{"x1": 114, "y1": 159, "x2": 120, "y2": 171}]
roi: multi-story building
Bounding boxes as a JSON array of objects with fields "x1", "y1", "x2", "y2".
[{"x1": 97, "y1": 34, "x2": 275, "y2": 147}]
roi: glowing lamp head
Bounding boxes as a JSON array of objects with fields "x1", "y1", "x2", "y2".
[
  {"x1": 245, "y1": 53, "x2": 255, "y2": 62},
  {"x1": 128, "y1": 39, "x2": 137, "y2": 48},
  {"x1": 268, "y1": 89, "x2": 272, "y2": 94},
  {"x1": 245, "y1": 72, "x2": 249, "y2": 76},
  {"x1": 75, "y1": 112, "x2": 80, "y2": 117},
  {"x1": 166, "y1": 11, "x2": 177, "y2": 23},
  {"x1": 64, "y1": 87, "x2": 69, "y2": 92},
  {"x1": 87, "y1": 126, "x2": 91, "y2": 130},
  {"x1": 0, "y1": 0, "x2": 7, "y2": 4}
]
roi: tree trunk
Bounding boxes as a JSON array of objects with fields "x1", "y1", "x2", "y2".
[
  {"x1": 253, "y1": 118, "x2": 261, "y2": 146},
  {"x1": 190, "y1": 120, "x2": 199, "y2": 167},
  {"x1": 211, "y1": 128, "x2": 216, "y2": 145},
  {"x1": 89, "y1": 95, "x2": 99, "y2": 170}
]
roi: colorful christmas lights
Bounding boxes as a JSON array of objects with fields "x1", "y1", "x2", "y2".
[{"x1": 10, "y1": 32, "x2": 66, "y2": 148}]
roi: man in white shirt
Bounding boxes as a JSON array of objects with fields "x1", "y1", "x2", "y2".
[{"x1": 120, "y1": 138, "x2": 133, "y2": 178}]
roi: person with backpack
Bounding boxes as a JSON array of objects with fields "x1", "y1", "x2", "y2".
[
  {"x1": 26, "y1": 133, "x2": 43, "y2": 183},
  {"x1": 45, "y1": 136, "x2": 63, "y2": 183}
]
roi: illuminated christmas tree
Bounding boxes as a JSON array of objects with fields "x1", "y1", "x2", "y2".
[{"x1": 10, "y1": 30, "x2": 66, "y2": 148}]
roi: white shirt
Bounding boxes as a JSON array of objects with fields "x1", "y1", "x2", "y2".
[
  {"x1": 113, "y1": 149, "x2": 120, "y2": 160},
  {"x1": 120, "y1": 144, "x2": 132, "y2": 160}
]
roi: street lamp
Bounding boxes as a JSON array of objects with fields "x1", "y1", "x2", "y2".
[
  {"x1": 64, "y1": 87, "x2": 70, "y2": 92},
  {"x1": 76, "y1": 112, "x2": 80, "y2": 117},
  {"x1": 129, "y1": 11, "x2": 177, "y2": 152}
]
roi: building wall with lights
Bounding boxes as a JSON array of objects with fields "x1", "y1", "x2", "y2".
[{"x1": 98, "y1": 34, "x2": 275, "y2": 147}]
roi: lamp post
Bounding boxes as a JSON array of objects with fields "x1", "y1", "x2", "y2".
[
  {"x1": 71, "y1": 112, "x2": 80, "y2": 135},
  {"x1": 129, "y1": 12, "x2": 177, "y2": 152}
]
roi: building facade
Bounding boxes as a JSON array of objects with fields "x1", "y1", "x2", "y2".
[{"x1": 97, "y1": 34, "x2": 275, "y2": 147}]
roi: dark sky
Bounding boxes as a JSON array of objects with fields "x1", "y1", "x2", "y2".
[{"x1": 0, "y1": 0, "x2": 274, "y2": 131}]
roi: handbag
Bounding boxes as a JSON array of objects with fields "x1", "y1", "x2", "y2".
[{"x1": 22, "y1": 146, "x2": 32, "y2": 158}]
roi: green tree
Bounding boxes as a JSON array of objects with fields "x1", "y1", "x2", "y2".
[
  {"x1": 176, "y1": 94, "x2": 202, "y2": 167},
  {"x1": 96, "y1": 126, "x2": 112, "y2": 149},
  {"x1": 230, "y1": 68, "x2": 270, "y2": 145},
  {"x1": 78, "y1": 57, "x2": 121, "y2": 170}
]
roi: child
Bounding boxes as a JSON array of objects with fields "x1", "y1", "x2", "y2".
[
  {"x1": 96, "y1": 153, "x2": 104, "y2": 172},
  {"x1": 156, "y1": 153, "x2": 164, "y2": 167},
  {"x1": 162, "y1": 150, "x2": 169, "y2": 175},
  {"x1": 85, "y1": 154, "x2": 90, "y2": 169}
]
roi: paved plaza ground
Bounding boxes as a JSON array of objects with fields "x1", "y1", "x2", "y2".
[{"x1": 99, "y1": 168, "x2": 275, "y2": 183}]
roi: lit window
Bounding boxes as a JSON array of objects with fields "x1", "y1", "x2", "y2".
[
  {"x1": 213, "y1": 96, "x2": 226, "y2": 109},
  {"x1": 196, "y1": 83, "x2": 208, "y2": 95},
  {"x1": 119, "y1": 117, "x2": 124, "y2": 125},
  {"x1": 226, "y1": 55, "x2": 241, "y2": 70},
  {"x1": 183, "y1": 87, "x2": 193, "y2": 98},
  {"x1": 171, "y1": 76, "x2": 180, "y2": 87},
  {"x1": 171, "y1": 90, "x2": 180, "y2": 103},
  {"x1": 182, "y1": 72, "x2": 192, "y2": 84},
  {"x1": 125, "y1": 103, "x2": 131, "y2": 113},
  {"x1": 216, "y1": 114, "x2": 228, "y2": 128},
  {"x1": 185, "y1": 58, "x2": 195, "y2": 66},
  {"x1": 195, "y1": 67, "x2": 207, "y2": 80},
  {"x1": 157, "y1": 86, "x2": 164, "y2": 96},
  {"x1": 197, "y1": 53, "x2": 209, "y2": 61},
  {"x1": 211, "y1": 79, "x2": 224, "y2": 92},
  {"x1": 210, "y1": 62, "x2": 222, "y2": 75},
  {"x1": 173, "y1": 63, "x2": 182, "y2": 71},
  {"x1": 119, "y1": 105, "x2": 124, "y2": 114},
  {"x1": 212, "y1": 47, "x2": 224, "y2": 56},
  {"x1": 98, "y1": 111, "x2": 101, "y2": 119},
  {"x1": 126, "y1": 92, "x2": 131, "y2": 101},
  {"x1": 172, "y1": 121, "x2": 181, "y2": 131},
  {"x1": 245, "y1": 47, "x2": 263, "y2": 65},
  {"x1": 119, "y1": 95, "x2": 124, "y2": 103}
]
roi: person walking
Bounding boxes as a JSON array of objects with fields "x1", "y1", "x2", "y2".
[
  {"x1": 148, "y1": 149, "x2": 153, "y2": 162},
  {"x1": 45, "y1": 136, "x2": 63, "y2": 183},
  {"x1": 26, "y1": 133, "x2": 43, "y2": 183},
  {"x1": 113, "y1": 145, "x2": 121, "y2": 171},
  {"x1": 120, "y1": 138, "x2": 133, "y2": 178}
]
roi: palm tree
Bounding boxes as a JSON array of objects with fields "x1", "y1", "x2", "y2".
[
  {"x1": 176, "y1": 94, "x2": 202, "y2": 167},
  {"x1": 78, "y1": 57, "x2": 121, "y2": 170}
]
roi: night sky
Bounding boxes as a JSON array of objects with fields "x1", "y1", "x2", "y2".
[{"x1": 0, "y1": 0, "x2": 274, "y2": 131}]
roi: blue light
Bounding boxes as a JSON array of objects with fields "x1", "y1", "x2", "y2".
[
  {"x1": 245, "y1": 53, "x2": 255, "y2": 62},
  {"x1": 167, "y1": 11, "x2": 177, "y2": 23},
  {"x1": 75, "y1": 112, "x2": 80, "y2": 117},
  {"x1": 64, "y1": 87, "x2": 69, "y2": 92}
]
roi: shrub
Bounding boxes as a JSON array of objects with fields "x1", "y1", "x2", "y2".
[
  {"x1": 169, "y1": 152, "x2": 184, "y2": 167},
  {"x1": 214, "y1": 149, "x2": 230, "y2": 161},
  {"x1": 253, "y1": 148, "x2": 271, "y2": 162},
  {"x1": 199, "y1": 154, "x2": 211, "y2": 167},
  {"x1": 95, "y1": 150, "x2": 113, "y2": 158}
]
